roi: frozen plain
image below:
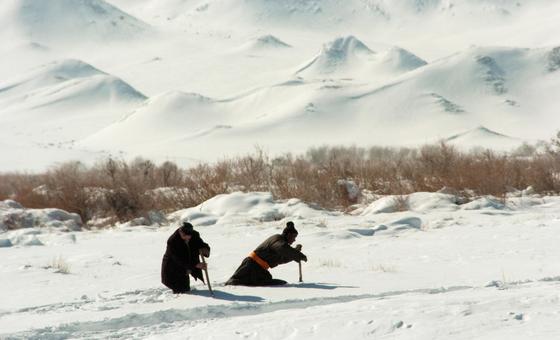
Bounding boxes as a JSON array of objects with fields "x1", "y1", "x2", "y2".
[{"x1": 2, "y1": 191, "x2": 560, "y2": 339}]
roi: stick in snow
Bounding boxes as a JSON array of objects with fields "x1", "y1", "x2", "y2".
[
  {"x1": 200, "y1": 252, "x2": 214, "y2": 297},
  {"x1": 296, "y1": 244, "x2": 303, "y2": 283}
]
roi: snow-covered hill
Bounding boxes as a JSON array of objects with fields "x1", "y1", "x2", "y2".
[
  {"x1": 72, "y1": 42, "x2": 559, "y2": 164},
  {"x1": 0, "y1": 0, "x2": 152, "y2": 45},
  {"x1": 80, "y1": 91, "x2": 230, "y2": 148},
  {"x1": 296, "y1": 36, "x2": 427, "y2": 79},
  {"x1": 0, "y1": 0, "x2": 559, "y2": 171},
  {"x1": 0, "y1": 59, "x2": 145, "y2": 107},
  {"x1": 0, "y1": 59, "x2": 146, "y2": 169},
  {"x1": 444, "y1": 126, "x2": 522, "y2": 150}
]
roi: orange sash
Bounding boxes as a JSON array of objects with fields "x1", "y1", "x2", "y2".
[{"x1": 249, "y1": 251, "x2": 270, "y2": 270}]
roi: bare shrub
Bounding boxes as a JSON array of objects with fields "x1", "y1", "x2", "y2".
[
  {"x1": 3, "y1": 133, "x2": 560, "y2": 225},
  {"x1": 44, "y1": 161, "x2": 95, "y2": 222},
  {"x1": 0, "y1": 174, "x2": 14, "y2": 200},
  {"x1": 415, "y1": 142, "x2": 458, "y2": 190},
  {"x1": 105, "y1": 188, "x2": 144, "y2": 222},
  {"x1": 392, "y1": 195, "x2": 409, "y2": 212},
  {"x1": 101, "y1": 159, "x2": 155, "y2": 222},
  {"x1": 158, "y1": 161, "x2": 182, "y2": 187},
  {"x1": 232, "y1": 147, "x2": 271, "y2": 191}
]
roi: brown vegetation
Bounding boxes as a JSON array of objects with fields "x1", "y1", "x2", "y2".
[{"x1": 1, "y1": 137, "x2": 560, "y2": 225}]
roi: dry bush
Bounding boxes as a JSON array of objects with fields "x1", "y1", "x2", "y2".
[
  {"x1": 415, "y1": 142, "x2": 458, "y2": 191},
  {"x1": 279, "y1": 157, "x2": 349, "y2": 209},
  {"x1": 0, "y1": 175, "x2": 13, "y2": 200},
  {"x1": 157, "y1": 161, "x2": 183, "y2": 187},
  {"x1": 0, "y1": 173, "x2": 46, "y2": 206},
  {"x1": 527, "y1": 155, "x2": 560, "y2": 193},
  {"x1": 182, "y1": 161, "x2": 231, "y2": 205},
  {"x1": 231, "y1": 147, "x2": 271, "y2": 191},
  {"x1": 42, "y1": 161, "x2": 95, "y2": 222},
  {"x1": 3, "y1": 135, "x2": 560, "y2": 225},
  {"x1": 99, "y1": 159, "x2": 155, "y2": 222}
]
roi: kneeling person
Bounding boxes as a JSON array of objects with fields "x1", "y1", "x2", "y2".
[
  {"x1": 161, "y1": 222, "x2": 210, "y2": 294},
  {"x1": 226, "y1": 221, "x2": 307, "y2": 286}
]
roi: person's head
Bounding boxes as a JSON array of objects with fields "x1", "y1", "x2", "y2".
[
  {"x1": 178, "y1": 222, "x2": 194, "y2": 241},
  {"x1": 282, "y1": 221, "x2": 298, "y2": 245}
]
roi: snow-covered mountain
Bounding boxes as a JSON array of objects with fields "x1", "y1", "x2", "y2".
[
  {"x1": 296, "y1": 36, "x2": 427, "y2": 79},
  {"x1": 81, "y1": 91, "x2": 229, "y2": 148},
  {"x1": 444, "y1": 126, "x2": 522, "y2": 150},
  {"x1": 240, "y1": 35, "x2": 292, "y2": 51},
  {"x1": 0, "y1": 0, "x2": 151, "y2": 45},
  {"x1": 1, "y1": 0, "x2": 560, "y2": 171},
  {"x1": 0, "y1": 59, "x2": 145, "y2": 169},
  {"x1": 76, "y1": 42, "x2": 560, "y2": 163},
  {"x1": 0, "y1": 59, "x2": 145, "y2": 105}
]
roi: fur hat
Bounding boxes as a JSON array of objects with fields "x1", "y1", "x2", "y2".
[
  {"x1": 180, "y1": 221, "x2": 194, "y2": 235},
  {"x1": 282, "y1": 221, "x2": 298, "y2": 236}
]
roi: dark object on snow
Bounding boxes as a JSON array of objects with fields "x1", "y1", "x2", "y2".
[
  {"x1": 161, "y1": 224, "x2": 210, "y2": 294},
  {"x1": 225, "y1": 221, "x2": 306, "y2": 286}
]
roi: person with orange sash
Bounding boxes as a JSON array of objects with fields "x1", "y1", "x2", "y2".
[{"x1": 225, "y1": 221, "x2": 307, "y2": 286}]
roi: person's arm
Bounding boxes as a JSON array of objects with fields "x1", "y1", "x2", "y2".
[
  {"x1": 199, "y1": 240, "x2": 210, "y2": 258},
  {"x1": 188, "y1": 233, "x2": 209, "y2": 277},
  {"x1": 273, "y1": 240, "x2": 307, "y2": 263},
  {"x1": 192, "y1": 232, "x2": 211, "y2": 257}
]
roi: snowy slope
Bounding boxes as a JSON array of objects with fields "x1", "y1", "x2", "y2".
[
  {"x1": 296, "y1": 36, "x2": 427, "y2": 79},
  {"x1": 238, "y1": 35, "x2": 292, "y2": 52},
  {"x1": 444, "y1": 126, "x2": 522, "y2": 150},
  {"x1": 0, "y1": 59, "x2": 145, "y2": 107},
  {"x1": 0, "y1": 0, "x2": 152, "y2": 45},
  {"x1": 80, "y1": 91, "x2": 231, "y2": 147},
  {"x1": 75, "y1": 43, "x2": 560, "y2": 163},
  {"x1": 0, "y1": 59, "x2": 146, "y2": 170},
  {"x1": 0, "y1": 0, "x2": 560, "y2": 170}
]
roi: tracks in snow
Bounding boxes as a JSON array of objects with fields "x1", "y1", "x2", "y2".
[
  {"x1": 4, "y1": 277, "x2": 560, "y2": 339},
  {"x1": 1, "y1": 285, "x2": 473, "y2": 339}
]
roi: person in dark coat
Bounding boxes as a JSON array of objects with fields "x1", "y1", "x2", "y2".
[
  {"x1": 161, "y1": 222, "x2": 210, "y2": 293},
  {"x1": 225, "y1": 221, "x2": 307, "y2": 286}
]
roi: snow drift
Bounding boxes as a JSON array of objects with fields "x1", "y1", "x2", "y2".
[{"x1": 0, "y1": 199, "x2": 82, "y2": 236}]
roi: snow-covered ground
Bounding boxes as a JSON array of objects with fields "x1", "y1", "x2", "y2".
[
  {"x1": 2, "y1": 2, "x2": 560, "y2": 338},
  {"x1": 2, "y1": 191, "x2": 560, "y2": 339},
  {"x1": 1, "y1": 0, "x2": 560, "y2": 171}
]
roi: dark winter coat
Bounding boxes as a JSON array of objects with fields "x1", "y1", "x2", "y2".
[
  {"x1": 225, "y1": 234, "x2": 306, "y2": 286},
  {"x1": 161, "y1": 228, "x2": 210, "y2": 293}
]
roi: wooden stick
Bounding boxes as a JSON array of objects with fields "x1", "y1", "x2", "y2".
[
  {"x1": 297, "y1": 244, "x2": 303, "y2": 283},
  {"x1": 200, "y1": 254, "x2": 214, "y2": 297}
]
